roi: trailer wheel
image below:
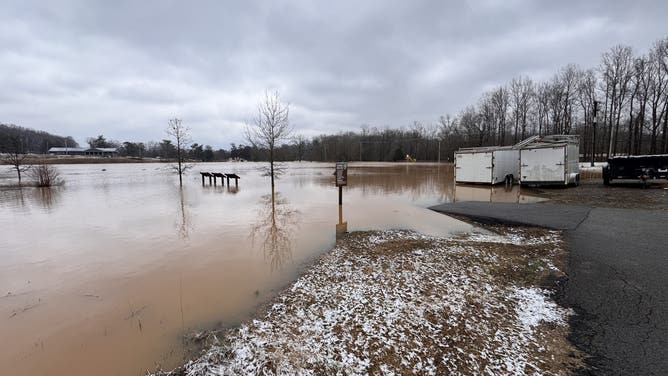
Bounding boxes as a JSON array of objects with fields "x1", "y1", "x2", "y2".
[{"x1": 504, "y1": 175, "x2": 513, "y2": 186}]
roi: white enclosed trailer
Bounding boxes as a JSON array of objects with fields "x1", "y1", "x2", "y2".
[
  {"x1": 455, "y1": 146, "x2": 520, "y2": 185},
  {"x1": 519, "y1": 135, "x2": 580, "y2": 186}
]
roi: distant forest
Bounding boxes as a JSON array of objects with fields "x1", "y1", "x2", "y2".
[
  {"x1": 0, "y1": 123, "x2": 79, "y2": 153},
  {"x1": 3, "y1": 36, "x2": 667, "y2": 163}
]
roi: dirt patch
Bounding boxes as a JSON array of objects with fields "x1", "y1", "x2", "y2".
[
  {"x1": 538, "y1": 180, "x2": 668, "y2": 210},
  {"x1": 155, "y1": 227, "x2": 583, "y2": 375}
]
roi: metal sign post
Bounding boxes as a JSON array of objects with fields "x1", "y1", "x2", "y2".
[
  {"x1": 335, "y1": 162, "x2": 347, "y2": 204},
  {"x1": 335, "y1": 162, "x2": 348, "y2": 236}
]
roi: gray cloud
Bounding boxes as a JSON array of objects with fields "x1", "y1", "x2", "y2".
[{"x1": 1, "y1": 0, "x2": 666, "y2": 148}]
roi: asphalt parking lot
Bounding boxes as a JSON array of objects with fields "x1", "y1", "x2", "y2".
[{"x1": 430, "y1": 201, "x2": 668, "y2": 376}]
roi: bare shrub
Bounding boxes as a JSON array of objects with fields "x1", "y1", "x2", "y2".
[{"x1": 30, "y1": 163, "x2": 62, "y2": 187}]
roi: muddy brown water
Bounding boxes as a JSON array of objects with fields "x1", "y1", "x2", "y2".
[{"x1": 0, "y1": 162, "x2": 545, "y2": 375}]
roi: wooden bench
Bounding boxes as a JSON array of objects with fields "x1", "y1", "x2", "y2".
[{"x1": 200, "y1": 172, "x2": 241, "y2": 187}]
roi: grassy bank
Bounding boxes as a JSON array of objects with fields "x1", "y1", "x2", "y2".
[{"x1": 155, "y1": 226, "x2": 582, "y2": 375}]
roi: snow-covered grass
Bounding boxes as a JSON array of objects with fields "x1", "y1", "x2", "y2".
[{"x1": 157, "y1": 227, "x2": 581, "y2": 375}]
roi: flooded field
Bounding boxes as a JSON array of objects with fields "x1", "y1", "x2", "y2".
[{"x1": 0, "y1": 162, "x2": 543, "y2": 375}]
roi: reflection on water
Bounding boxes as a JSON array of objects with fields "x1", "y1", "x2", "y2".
[
  {"x1": 249, "y1": 189, "x2": 299, "y2": 272},
  {"x1": 319, "y1": 163, "x2": 456, "y2": 204},
  {"x1": 0, "y1": 186, "x2": 62, "y2": 211},
  {"x1": 0, "y1": 187, "x2": 26, "y2": 209},
  {"x1": 34, "y1": 187, "x2": 61, "y2": 209},
  {"x1": 336, "y1": 204, "x2": 348, "y2": 239},
  {"x1": 454, "y1": 184, "x2": 547, "y2": 203},
  {"x1": 0, "y1": 162, "x2": 474, "y2": 376},
  {"x1": 176, "y1": 188, "x2": 192, "y2": 239}
]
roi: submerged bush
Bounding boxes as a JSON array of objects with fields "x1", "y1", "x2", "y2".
[{"x1": 30, "y1": 163, "x2": 62, "y2": 187}]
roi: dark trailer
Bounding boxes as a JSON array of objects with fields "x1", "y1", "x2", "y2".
[{"x1": 603, "y1": 154, "x2": 668, "y2": 186}]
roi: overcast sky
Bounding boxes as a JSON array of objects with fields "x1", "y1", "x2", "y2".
[{"x1": 1, "y1": 1, "x2": 666, "y2": 148}]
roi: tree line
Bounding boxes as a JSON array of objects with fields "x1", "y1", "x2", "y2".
[
  {"x1": 0, "y1": 123, "x2": 79, "y2": 153},
  {"x1": 84, "y1": 134, "x2": 231, "y2": 162}
]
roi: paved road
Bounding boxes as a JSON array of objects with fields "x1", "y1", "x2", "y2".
[{"x1": 430, "y1": 202, "x2": 668, "y2": 376}]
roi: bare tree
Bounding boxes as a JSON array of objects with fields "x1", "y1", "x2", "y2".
[
  {"x1": 547, "y1": 76, "x2": 565, "y2": 134},
  {"x1": 646, "y1": 40, "x2": 668, "y2": 153},
  {"x1": 535, "y1": 81, "x2": 551, "y2": 136},
  {"x1": 490, "y1": 86, "x2": 509, "y2": 144},
  {"x1": 459, "y1": 105, "x2": 485, "y2": 146},
  {"x1": 246, "y1": 90, "x2": 292, "y2": 193},
  {"x1": 577, "y1": 68, "x2": 599, "y2": 160},
  {"x1": 293, "y1": 135, "x2": 307, "y2": 161},
  {"x1": 2, "y1": 136, "x2": 31, "y2": 186},
  {"x1": 599, "y1": 45, "x2": 634, "y2": 156},
  {"x1": 477, "y1": 92, "x2": 497, "y2": 145},
  {"x1": 558, "y1": 64, "x2": 579, "y2": 134},
  {"x1": 166, "y1": 118, "x2": 193, "y2": 187},
  {"x1": 627, "y1": 56, "x2": 650, "y2": 155},
  {"x1": 510, "y1": 76, "x2": 534, "y2": 142},
  {"x1": 30, "y1": 163, "x2": 61, "y2": 187}
]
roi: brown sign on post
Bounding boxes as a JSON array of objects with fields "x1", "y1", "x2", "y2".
[{"x1": 335, "y1": 162, "x2": 347, "y2": 187}]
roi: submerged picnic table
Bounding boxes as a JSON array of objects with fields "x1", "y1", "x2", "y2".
[{"x1": 200, "y1": 172, "x2": 241, "y2": 187}]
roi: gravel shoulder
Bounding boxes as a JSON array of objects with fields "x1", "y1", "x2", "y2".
[{"x1": 157, "y1": 227, "x2": 580, "y2": 375}]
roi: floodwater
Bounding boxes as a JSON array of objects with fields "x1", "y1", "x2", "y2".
[
  {"x1": 453, "y1": 183, "x2": 548, "y2": 204},
  {"x1": 0, "y1": 162, "x2": 543, "y2": 375}
]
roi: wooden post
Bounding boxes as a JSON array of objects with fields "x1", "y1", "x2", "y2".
[
  {"x1": 226, "y1": 176, "x2": 230, "y2": 186},
  {"x1": 201, "y1": 174, "x2": 205, "y2": 186},
  {"x1": 338, "y1": 186, "x2": 342, "y2": 205},
  {"x1": 213, "y1": 175, "x2": 217, "y2": 186},
  {"x1": 336, "y1": 194, "x2": 347, "y2": 236},
  {"x1": 208, "y1": 175, "x2": 212, "y2": 185}
]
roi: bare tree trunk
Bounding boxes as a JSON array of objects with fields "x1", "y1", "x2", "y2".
[
  {"x1": 651, "y1": 107, "x2": 658, "y2": 153},
  {"x1": 628, "y1": 94, "x2": 635, "y2": 155},
  {"x1": 662, "y1": 103, "x2": 668, "y2": 153},
  {"x1": 15, "y1": 164, "x2": 23, "y2": 185}
]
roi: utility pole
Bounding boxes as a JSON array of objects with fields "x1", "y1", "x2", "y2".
[{"x1": 591, "y1": 100, "x2": 598, "y2": 167}]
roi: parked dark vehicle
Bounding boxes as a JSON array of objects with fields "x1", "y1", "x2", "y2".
[{"x1": 603, "y1": 154, "x2": 668, "y2": 186}]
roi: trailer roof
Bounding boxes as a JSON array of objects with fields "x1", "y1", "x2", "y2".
[
  {"x1": 521, "y1": 142, "x2": 572, "y2": 149},
  {"x1": 456, "y1": 134, "x2": 579, "y2": 154},
  {"x1": 455, "y1": 145, "x2": 516, "y2": 153},
  {"x1": 519, "y1": 135, "x2": 579, "y2": 149}
]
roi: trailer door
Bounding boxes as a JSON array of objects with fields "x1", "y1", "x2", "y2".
[
  {"x1": 456, "y1": 152, "x2": 493, "y2": 183},
  {"x1": 521, "y1": 147, "x2": 565, "y2": 183}
]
